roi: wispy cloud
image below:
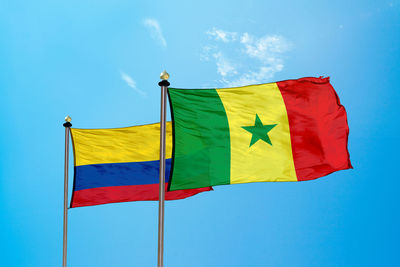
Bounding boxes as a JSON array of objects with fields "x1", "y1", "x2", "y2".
[
  {"x1": 213, "y1": 52, "x2": 237, "y2": 77},
  {"x1": 240, "y1": 33, "x2": 290, "y2": 61},
  {"x1": 223, "y1": 65, "x2": 283, "y2": 87},
  {"x1": 143, "y1": 18, "x2": 167, "y2": 47},
  {"x1": 120, "y1": 71, "x2": 146, "y2": 96},
  {"x1": 206, "y1": 27, "x2": 237, "y2": 42},
  {"x1": 202, "y1": 28, "x2": 291, "y2": 87}
]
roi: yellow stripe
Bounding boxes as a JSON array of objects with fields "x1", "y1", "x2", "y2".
[
  {"x1": 71, "y1": 122, "x2": 172, "y2": 166},
  {"x1": 216, "y1": 83, "x2": 297, "y2": 183}
]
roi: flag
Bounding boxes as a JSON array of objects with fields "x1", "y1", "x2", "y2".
[
  {"x1": 167, "y1": 77, "x2": 351, "y2": 190},
  {"x1": 70, "y1": 122, "x2": 212, "y2": 207}
]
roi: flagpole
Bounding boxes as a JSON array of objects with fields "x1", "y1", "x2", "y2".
[
  {"x1": 62, "y1": 116, "x2": 72, "y2": 267},
  {"x1": 158, "y1": 71, "x2": 170, "y2": 267}
]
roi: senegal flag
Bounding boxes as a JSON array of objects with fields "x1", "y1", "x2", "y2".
[{"x1": 167, "y1": 77, "x2": 351, "y2": 191}]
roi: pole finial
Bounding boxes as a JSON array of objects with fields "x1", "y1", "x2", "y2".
[
  {"x1": 160, "y1": 70, "x2": 169, "y2": 80},
  {"x1": 63, "y1": 115, "x2": 72, "y2": 127}
]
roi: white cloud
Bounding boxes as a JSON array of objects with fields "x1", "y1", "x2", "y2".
[
  {"x1": 120, "y1": 71, "x2": 146, "y2": 96},
  {"x1": 143, "y1": 18, "x2": 167, "y2": 47},
  {"x1": 206, "y1": 27, "x2": 237, "y2": 42},
  {"x1": 224, "y1": 65, "x2": 283, "y2": 87},
  {"x1": 240, "y1": 33, "x2": 290, "y2": 61},
  {"x1": 213, "y1": 52, "x2": 237, "y2": 77},
  {"x1": 200, "y1": 45, "x2": 213, "y2": 61},
  {"x1": 202, "y1": 28, "x2": 291, "y2": 87}
]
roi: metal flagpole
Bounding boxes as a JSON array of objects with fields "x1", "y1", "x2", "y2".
[
  {"x1": 158, "y1": 71, "x2": 170, "y2": 267},
  {"x1": 63, "y1": 116, "x2": 72, "y2": 267}
]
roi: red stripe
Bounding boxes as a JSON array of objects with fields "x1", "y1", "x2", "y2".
[
  {"x1": 277, "y1": 77, "x2": 352, "y2": 181},
  {"x1": 71, "y1": 183, "x2": 212, "y2": 208}
]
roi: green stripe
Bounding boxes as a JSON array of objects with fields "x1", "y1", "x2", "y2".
[{"x1": 168, "y1": 88, "x2": 231, "y2": 190}]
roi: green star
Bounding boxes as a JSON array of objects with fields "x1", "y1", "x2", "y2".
[{"x1": 241, "y1": 114, "x2": 277, "y2": 147}]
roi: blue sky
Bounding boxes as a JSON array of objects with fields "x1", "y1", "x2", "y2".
[{"x1": 1, "y1": 0, "x2": 399, "y2": 266}]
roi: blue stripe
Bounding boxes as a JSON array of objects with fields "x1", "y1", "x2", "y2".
[{"x1": 74, "y1": 159, "x2": 172, "y2": 191}]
